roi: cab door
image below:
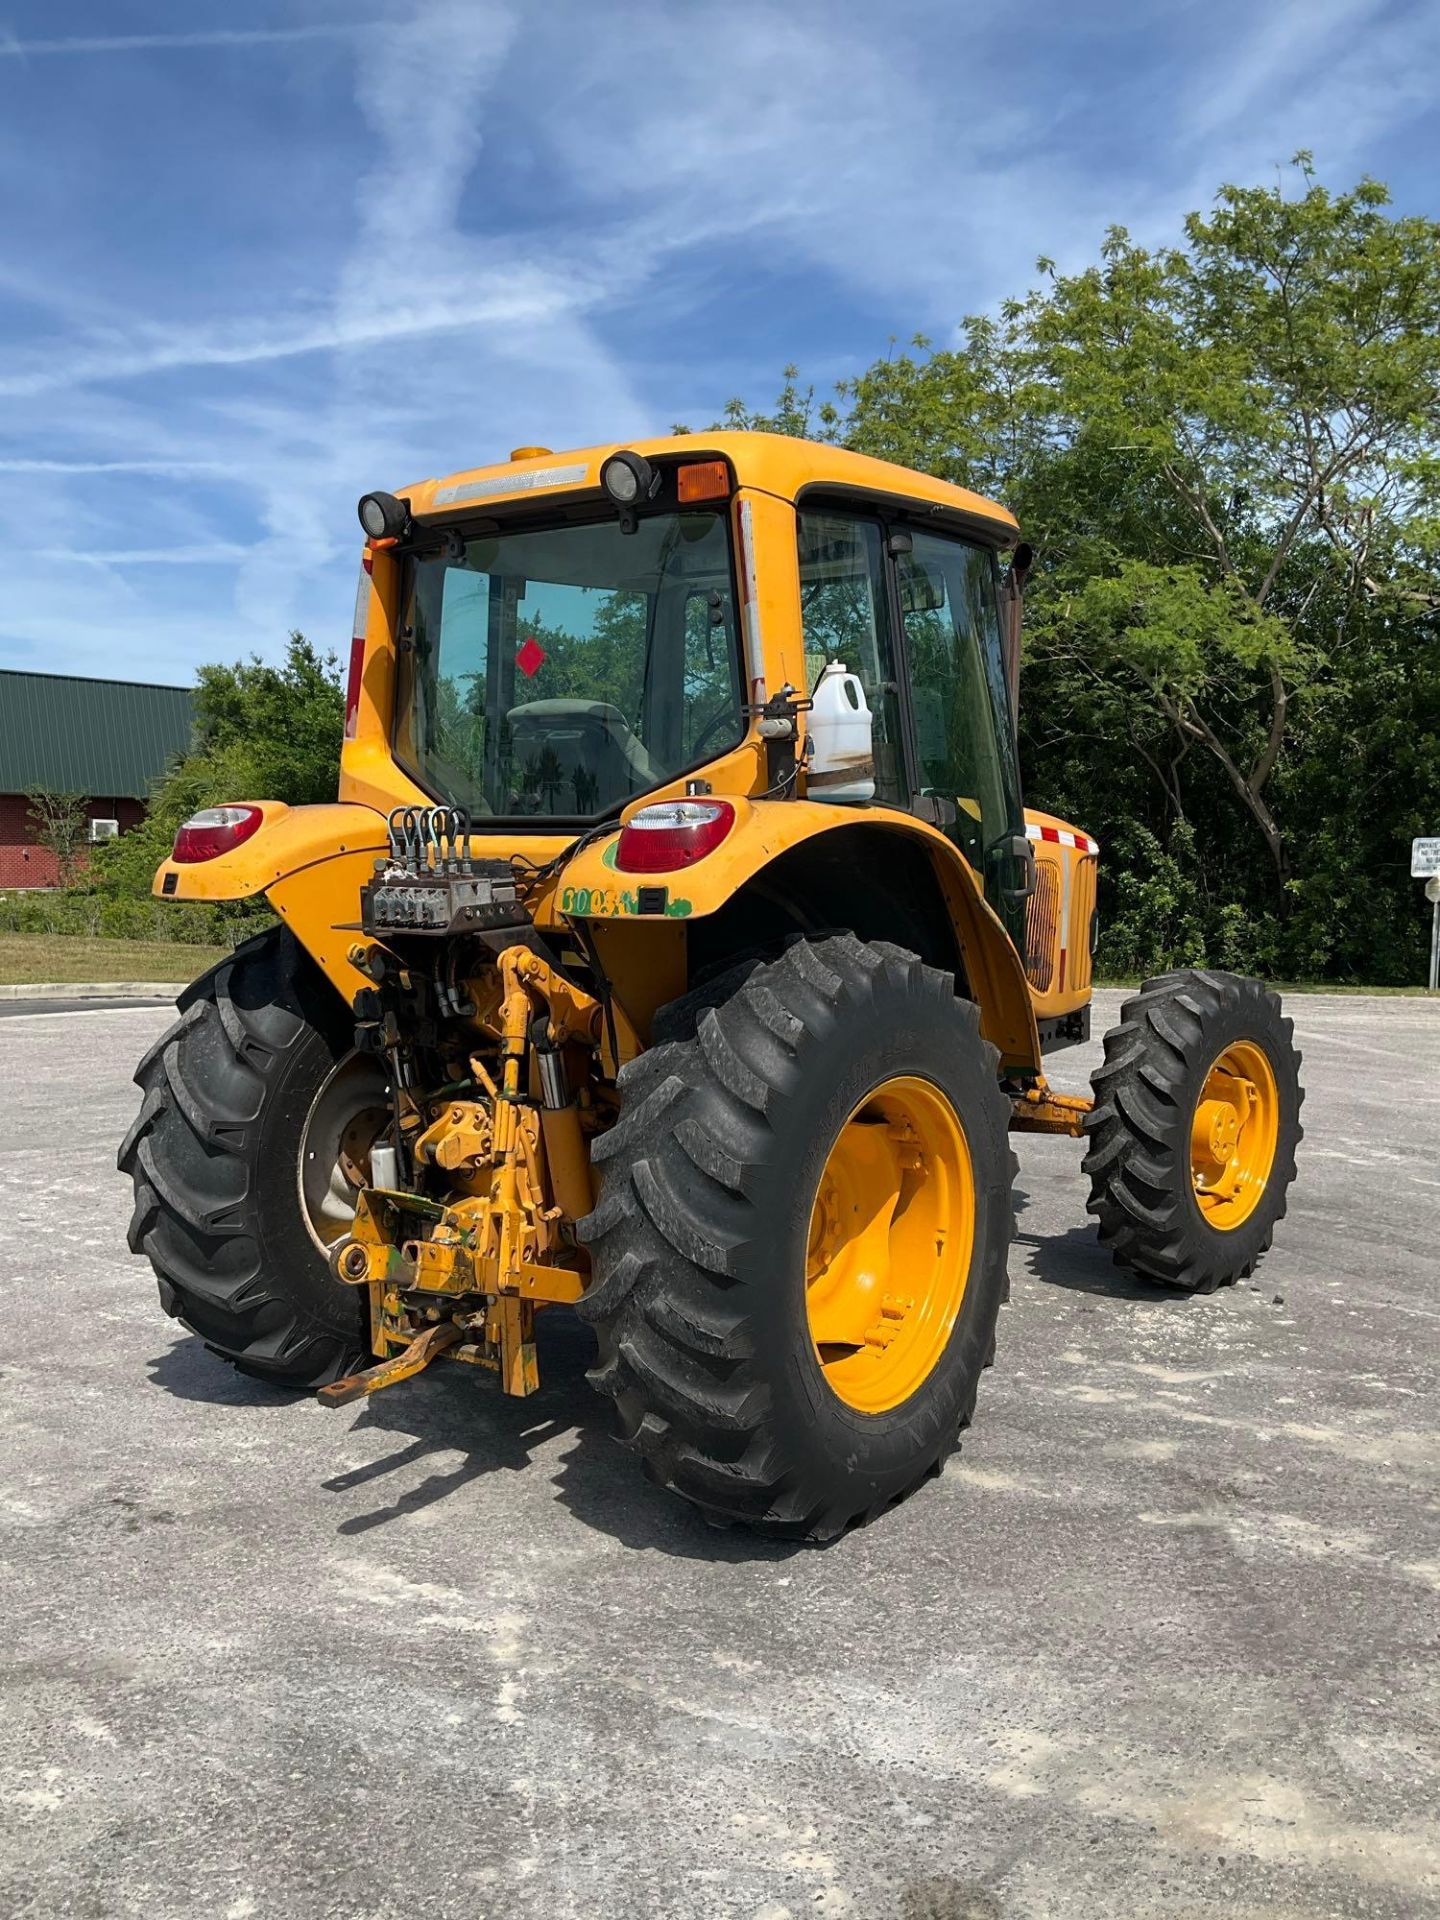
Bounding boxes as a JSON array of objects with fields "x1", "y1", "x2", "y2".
[
  {"x1": 795, "y1": 508, "x2": 912, "y2": 809},
  {"x1": 888, "y1": 526, "x2": 1030, "y2": 935}
]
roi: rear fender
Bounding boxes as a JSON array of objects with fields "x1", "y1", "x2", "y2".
[
  {"x1": 153, "y1": 801, "x2": 389, "y2": 1001},
  {"x1": 553, "y1": 800, "x2": 1040, "y2": 1072}
]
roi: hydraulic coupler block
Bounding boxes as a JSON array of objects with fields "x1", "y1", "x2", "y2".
[{"x1": 361, "y1": 805, "x2": 531, "y2": 937}]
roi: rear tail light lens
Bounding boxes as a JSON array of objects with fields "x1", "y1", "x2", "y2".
[
  {"x1": 172, "y1": 806, "x2": 264, "y2": 864},
  {"x1": 615, "y1": 800, "x2": 735, "y2": 872}
]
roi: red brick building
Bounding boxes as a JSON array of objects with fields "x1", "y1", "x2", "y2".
[{"x1": 0, "y1": 670, "x2": 194, "y2": 888}]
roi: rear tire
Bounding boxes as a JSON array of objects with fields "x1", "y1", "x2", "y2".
[
  {"x1": 577, "y1": 934, "x2": 1014, "y2": 1539},
  {"x1": 1083, "y1": 968, "x2": 1303, "y2": 1293},
  {"x1": 118, "y1": 927, "x2": 370, "y2": 1385}
]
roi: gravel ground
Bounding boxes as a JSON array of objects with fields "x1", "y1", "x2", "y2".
[{"x1": 1, "y1": 991, "x2": 1436, "y2": 1920}]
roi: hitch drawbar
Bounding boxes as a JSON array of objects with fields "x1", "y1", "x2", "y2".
[{"x1": 317, "y1": 1319, "x2": 464, "y2": 1407}]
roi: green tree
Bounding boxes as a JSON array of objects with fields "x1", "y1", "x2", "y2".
[
  {"x1": 186, "y1": 630, "x2": 346, "y2": 804},
  {"x1": 677, "y1": 364, "x2": 840, "y2": 440},
  {"x1": 1019, "y1": 161, "x2": 1440, "y2": 887},
  {"x1": 92, "y1": 632, "x2": 343, "y2": 904},
  {"x1": 24, "y1": 788, "x2": 89, "y2": 886},
  {"x1": 716, "y1": 160, "x2": 1440, "y2": 981}
]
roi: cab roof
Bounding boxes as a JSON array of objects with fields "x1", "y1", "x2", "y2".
[{"x1": 400, "y1": 431, "x2": 1019, "y2": 543}]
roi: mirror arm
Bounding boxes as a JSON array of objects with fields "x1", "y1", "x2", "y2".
[{"x1": 1000, "y1": 833, "x2": 1037, "y2": 902}]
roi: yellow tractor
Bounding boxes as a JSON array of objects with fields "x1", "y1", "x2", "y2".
[{"x1": 119, "y1": 434, "x2": 1303, "y2": 1538}]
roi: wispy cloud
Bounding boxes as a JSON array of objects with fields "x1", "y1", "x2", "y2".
[
  {"x1": 33, "y1": 544, "x2": 253, "y2": 566},
  {"x1": 1, "y1": 0, "x2": 1435, "y2": 683},
  {"x1": 1179, "y1": 0, "x2": 1388, "y2": 144},
  {"x1": 0, "y1": 25, "x2": 374, "y2": 59},
  {"x1": 0, "y1": 457, "x2": 230, "y2": 475},
  {"x1": 0, "y1": 274, "x2": 592, "y2": 400}
]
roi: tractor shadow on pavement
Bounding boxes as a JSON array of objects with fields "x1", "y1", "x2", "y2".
[
  {"x1": 147, "y1": 1313, "x2": 806, "y2": 1563},
  {"x1": 1012, "y1": 1182, "x2": 1181, "y2": 1304}
]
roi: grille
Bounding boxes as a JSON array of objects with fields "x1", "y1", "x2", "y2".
[{"x1": 1025, "y1": 861, "x2": 1061, "y2": 992}]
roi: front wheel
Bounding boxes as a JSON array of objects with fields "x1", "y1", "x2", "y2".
[
  {"x1": 577, "y1": 935, "x2": 1015, "y2": 1539},
  {"x1": 1083, "y1": 968, "x2": 1303, "y2": 1293}
]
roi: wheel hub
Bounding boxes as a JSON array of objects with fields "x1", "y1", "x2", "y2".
[
  {"x1": 298, "y1": 1051, "x2": 392, "y2": 1254},
  {"x1": 1189, "y1": 1041, "x2": 1280, "y2": 1230},
  {"x1": 804, "y1": 1076, "x2": 974, "y2": 1413}
]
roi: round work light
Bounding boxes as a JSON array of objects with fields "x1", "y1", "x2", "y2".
[
  {"x1": 600, "y1": 450, "x2": 657, "y2": 508},
  {"x1": 357, "y1": 491, "x2": 410, "y2": 541}
]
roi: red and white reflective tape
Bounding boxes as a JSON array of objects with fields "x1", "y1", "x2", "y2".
[
  {"x1": 1025, "y1": 823, "x2": 1099, "y2": 993},
  {"x1": 1026, "y1": 822, "x2": 1100, "y2": 856},
  {"x1": 344, "y1": 554, "x2": 372, "y2": 741}
]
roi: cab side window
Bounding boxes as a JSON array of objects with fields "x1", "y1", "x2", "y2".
[
  {"x1": 680, "y1": 589, "x2": 742, "y2": 762},
  {"x1": 796, "y1": 510, "x2": 907, "y2": 807},
  {"x1": 895, "y1": 529, "x2": 1022, "y2": 877}
]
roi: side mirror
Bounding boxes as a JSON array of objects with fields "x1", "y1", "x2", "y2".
[
  {"x1": 898, "y1": 560, "x2": 946, "y2": 616},
  {"x1": 999, "y1": 832, "x2": 1037, "y2": 901}
]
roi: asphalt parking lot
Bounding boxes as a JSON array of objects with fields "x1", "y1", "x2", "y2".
[{"x1": 2, "y1": 990, "x2": 1436, "y2": 1919}]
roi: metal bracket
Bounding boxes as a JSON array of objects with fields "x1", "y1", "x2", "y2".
[{"x1": 1010, "y1": 1081, "x2": 1093, "y2": 1136}]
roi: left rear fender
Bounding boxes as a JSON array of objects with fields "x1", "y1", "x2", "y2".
[{"x1": 153, "y1": 801, "x2": 388, "y2": 1001}]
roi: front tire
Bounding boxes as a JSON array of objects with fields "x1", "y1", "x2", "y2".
[
  {"x1": 118, "y1": 927, "x2": 373, "y2": 1385},
  {"x1": 1083, "y1": 968, "x2": 1303, "y2": 1293},
  {"x1": 577, "y1": 935, "x2": 1014, "y2": 1539}
]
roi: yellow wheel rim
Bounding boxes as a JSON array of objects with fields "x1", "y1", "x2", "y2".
[
  {"x1": 804, "y1": 1075, "x2": 975, "y2": 1414},
  {"x1": 1190, "y1": 1039, "x2": 1281, "y2": 1231}
]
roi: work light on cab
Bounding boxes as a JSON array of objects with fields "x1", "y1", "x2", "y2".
[
  {"x1": 172, "y1": 806, "x2": 264, "y2": 864},
  {"x1": 357, "y1": 490, "x2": 409, "y2": 542},
  {"x1": 600, "y1": 450, "x2": 658, "y2": 508},
  {"x1": 615, "y1": 799, "x2": 735, "y2": 872}
]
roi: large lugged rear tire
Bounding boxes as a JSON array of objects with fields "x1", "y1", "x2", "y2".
[
  {"x1": 1083, "y1": 968, "x2": 1303, "y2": 1293},
  {"x1": 118, "y1": 927, "x2": 371, "y2": 1385},
  {"x1": 576, "y1": 935, "x2": 1014, "y2": 1539}
]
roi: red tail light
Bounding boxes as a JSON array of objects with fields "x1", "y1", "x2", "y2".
[
  {"x1": 615, "y1": 799, "x2": 735, "y2": 872},
  {"x1": 172, "y1": 806, "x2": 264, "y2": 864}
]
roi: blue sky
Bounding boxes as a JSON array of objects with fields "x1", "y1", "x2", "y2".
[{"x1": 1, "y1": 0, "x2": 1436, "y2": 688}]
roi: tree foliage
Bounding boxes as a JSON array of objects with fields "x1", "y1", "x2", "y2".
[
  {"x1": 24, "y1": 788, "x2": 89, "y2": 886},
  {"x1": 715, "y1": 160, "x2": 1440, "y2": 982},
  {"x1": 90, "y1": 632, "x2": 343, "y2": 911}
]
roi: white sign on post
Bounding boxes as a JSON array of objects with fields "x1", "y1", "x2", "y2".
[{"x1": 1418, "y1": 838, "x2": 1440, "y2": 993}]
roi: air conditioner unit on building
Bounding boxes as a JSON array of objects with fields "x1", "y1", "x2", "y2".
[{"x1": 89, "y1": 818, "x2": 120, "y2": 842}]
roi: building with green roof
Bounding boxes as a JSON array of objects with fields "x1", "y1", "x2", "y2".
[{"x1": 0, "y1": 669, "x2": 195, "y2": 887}]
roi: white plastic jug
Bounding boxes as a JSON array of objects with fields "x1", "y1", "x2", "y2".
[{"x1": 807, "y1": 663, "x2": 875, "y2": 803}]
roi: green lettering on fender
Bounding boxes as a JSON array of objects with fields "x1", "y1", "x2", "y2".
[{"x1": 559, "y1": 883, "x2": 694, "y2": 919}]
